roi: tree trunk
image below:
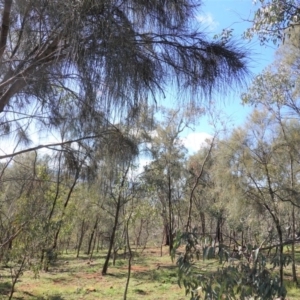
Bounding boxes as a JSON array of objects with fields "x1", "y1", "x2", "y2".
[
  {"x1": 292, "y1": 205, "x2": 298, "y2": 284},
  {"x1": 135, "y1": 219, "x2": 144, "y2": 247},
  {"x1": 102, "y1": 166, "x2": 129, "y2": 275},
  {"x1": 123, "y1": 219, "x2": 132, "y2": 300},
  {"x1": 241, "y1": 230, "x2": 244, "y2": 248},
  {"x1": 87, "y1": 217, "x2": 99, "y2": 255},
  {"x1": 167, "y1": 171, "x2": 173, "y2": 254},
  {"x1": 53, "y1": 167, "x2": 81, "y2": 250},
  {"x1": 76, "y1": 219, "x2": 87, "y2": 258},
  {"x1": 215, "y1": 215, "x2": 223, "y2": 245},
  {"x1": 200, "y1": 212, "x2": 206, "y2": 237},
  {"x1": 164, "y1": 223, "x2": 170, "y2": 246},
  {"x1": 102, "y1": 205, "x2": 120, "y2": 275},
  {"x1": 276, "y1": 222, "x2": 284, "y2": 290},
  {"x1": 266, "y1": 201, "x2": 284, "y2": 291},
  {"x1": 89, "y1": 229, "x2": 97, "y2": 261}
]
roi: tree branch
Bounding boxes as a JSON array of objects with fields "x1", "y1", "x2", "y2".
[
  {"x1": 0, "y1": 133, "x2": 111, "y2": 159},
  {"x1": 0, "y1": 0, "x2": 12, "y2": 60}
]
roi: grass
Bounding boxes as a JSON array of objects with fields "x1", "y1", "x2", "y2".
[
  {"x1": 0, "y1": 247, "x2": 186, "y2": 300},
  {"x1": 1, "y1": 246, "x2": 300, "y2": 299}
]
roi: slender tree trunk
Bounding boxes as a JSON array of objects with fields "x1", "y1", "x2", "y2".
[
  {"x1": 102, "y1": 166, "x2": 129, "y2": 275},
  {"x1": 161, "y1": 229, "x2": 165, "y2": 257},
  {"x1": 265, "y1": 203, "x2": 284, "y2": 290},
  {"x1": 123, "y1": 219, "x2": 132, "y2": 300},
  {"x1": 113, "y1": 246, "x2": 119, "y2": 266},
  {"x1": 135, "y1": 219, "x2": 144, "y2": 247},
  {"x1": 241, "y1": 230, "x2": 244, "y2": 248},
  {"x1": 76, "y1": 220, "x2": 86, "y2": 258},
  {"x1": 53, "y1": 166, "x2": 81, "y2": 250},
  {"x1": 87, "y1": 217, "x2": 99, "y2": 255},
  {"x1": 200, "y1": 212, "x2": 206, "y2": 237},
  {"x1": 8, "y1": 255, "x2": 26, "y2": 300},
  {"x1": 89, "y1": 230, "x2": 97, "y2": 261},
  {"x1": 167, "y1": 171, "x2": 173, "y2": 254},
  {"x1": 140, "y1": 220, "x2": 150, "y2": 254},
  {"x1": 215, "y1": 215, "x2": 223, "y2": 245},
  {"x1": 292, "y1": 205, "x2": 298, "y2": 284},
  {"x1": 96, "y1": 232, "x2": 102, "y2": 252},
  {"x1": 276, "y1": 222, "x2": 284, "y2": 290},
  {"x1": 102, "y1": 205, "x2": 120, "y2": 274},
  {"x1": 164, "y1": 223, "x2": 170, "y2": 246}
]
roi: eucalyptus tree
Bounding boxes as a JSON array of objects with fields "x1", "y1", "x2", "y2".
[
  {"x1": 186, "y1": 138, "x2": 215, "y2": 237},
  {"x1": 0, "y1": 152, "x2": 65, "y2": 284},
  {"x1": 242, "y1": 60, "x2": 300, "y2": 283},
  {"x1": 245, "y1": 0, "x2": 300, "y2": 45},
  {"x1": 223, "y1": 110, "x2": 300, "y2": 293},
  {"x1": 100, "y1": 159, "x2": 139, "y2": 275},
  {"x1": 142, "y1": 107, "x2": 193, "y2": 253},
  {"x1": 173, "y1": 116, "x2": 293, "y2": 299}
]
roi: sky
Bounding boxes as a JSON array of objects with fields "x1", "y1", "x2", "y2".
[{"x1": 172, "y1": 0, "x2": 278, "y2": 154}]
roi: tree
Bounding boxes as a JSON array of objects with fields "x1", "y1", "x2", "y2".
[
  {"x1": 174, "y1": 111, "x2": 297, "y2": 299},
  {"x1": 0, "y1": 0, "x2": 249, "y2": 154},
  {"x1": 242, "y1": 58, "x2": 300, "y2": 284},
  {"x1": 142, "y1": 107, "x2": 195, "y2": 253},
  {"x1": 245, "y1": 0, "x2": 300, "y2": 45},
  {"x1": 185, "y1": 136, "x2": 217, "y2": 237}
]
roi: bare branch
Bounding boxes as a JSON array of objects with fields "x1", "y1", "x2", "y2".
[{"x1": 0, "y1": 133, "x2": 112, "y2": 159}]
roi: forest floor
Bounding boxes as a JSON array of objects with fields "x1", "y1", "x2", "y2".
[{"x1": 1, "y1": 246, "x2": 300, "y2": 299}]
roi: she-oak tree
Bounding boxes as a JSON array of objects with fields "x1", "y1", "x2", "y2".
[{"x1": 0, "y1": 0, "x2": 249, "y2": 152}]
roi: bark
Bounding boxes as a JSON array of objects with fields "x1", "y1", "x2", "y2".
[
  {"x1": 167, "y1": 170, "x2": 173, "y2": 254},
  {"x1": 87, "y1": 217, "x2": 99, "y2": 255},
  {"x1": 0, "y1": 0, "x2": 12, "y2": 60},
  {"x1": 89, "y1": 230, "x2": 97, "y2": 261},
  {"x1": 123, "y1": 219, "x2": 132, "y2": 300},
  {"x1": 200, "y1": 212, "x2": 206, "y2": 236},
  {"x1": 291, "y1": 205, "x2": 298, "y2": 283},
  {"x1": 8, "y1": 255, "x2": 26, "y2": 300},
  {"x1": 215, "y1": 214, "x2": 224, "y2": 245},
  {"x1": 76, "y1": 220, "x2": 87, "y2": 258},
  {"x1": 102, "y1": 208, "x2": 119, "y2": 274},
  {"x1": 101, "y1": 165, "x2": 129, "y2": 275},
  {"x1": 264, "y1": 203, "x2": 284, "y2": 288},
  {"x1": 135, "y1": 219, "x2": 144, "y2": 247}
]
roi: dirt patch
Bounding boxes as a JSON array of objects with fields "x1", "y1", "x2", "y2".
[{"x1": 72, "y1": 271, "x2": 103, "y2": 280}]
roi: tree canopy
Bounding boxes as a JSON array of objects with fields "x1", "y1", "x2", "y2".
[{"x1": 0, "y1": 0, "x2": 249, "y2": 148}]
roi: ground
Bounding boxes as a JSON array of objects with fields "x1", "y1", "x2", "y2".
[
  {"x1": 1, "y1": 246, "x2": 300, "y2": 299},
  {"x1": 1, "y1": 247, "x2": 187, "y2": 300}
]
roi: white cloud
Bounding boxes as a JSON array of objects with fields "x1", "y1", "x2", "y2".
[
  {"x1": 196, "y1": 13, "x2": 219, "y2": 31},
  {"x1": 182, "y1": 132, "x2": 213, "y2": 154}
]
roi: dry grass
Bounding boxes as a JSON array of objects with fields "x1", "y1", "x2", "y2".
[
  {"x1": 0, "y1": 246, "x2": 187, "y2": 300},
  {"x1": 1, "y1": 246, "x2": 300, "y2": 299}
]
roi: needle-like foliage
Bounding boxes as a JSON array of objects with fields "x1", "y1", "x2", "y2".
[{"x1": 0, "y1": 0, "x2": 249, "y2": 138}]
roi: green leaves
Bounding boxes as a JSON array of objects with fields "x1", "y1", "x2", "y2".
[
  {"x1": 173, "y1": 229, "x2": 288, "y2": 299},
  {"x1": 246, "y1": 0, "x2": 300, "y2": 45}
]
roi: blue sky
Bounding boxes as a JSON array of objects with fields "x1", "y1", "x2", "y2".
[
  {"x1": 173, "y1": 0, "x2": 278, "y2": 153},
  {"x1": 199, "y1": 0, "x2": 276, "y2": 123}
]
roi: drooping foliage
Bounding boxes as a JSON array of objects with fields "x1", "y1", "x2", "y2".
[{"x1": 0, "y1": 0, "x2": 249, "y2": 147}]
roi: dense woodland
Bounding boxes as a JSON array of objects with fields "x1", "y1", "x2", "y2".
[{"x1": 1, "y1": 0, "x2": 300, "y2": 299}]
